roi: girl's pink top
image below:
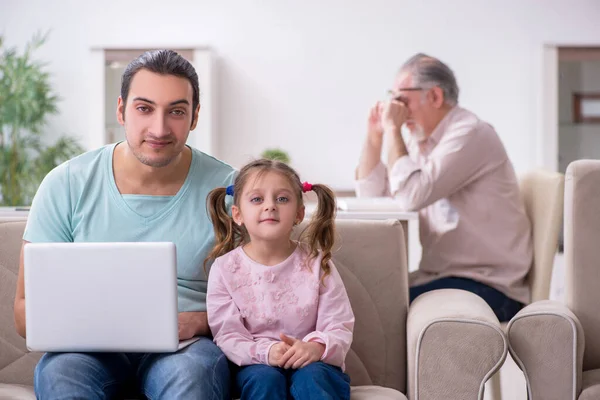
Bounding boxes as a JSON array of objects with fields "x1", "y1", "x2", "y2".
[{"x1": 207, "y1": 244, "x2": 355, "y2": 369}]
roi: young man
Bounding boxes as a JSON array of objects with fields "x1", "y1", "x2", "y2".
[
  {"x1": 14, "y1": 50, "x2": 235, "y2": 399},
  {"x1": 356, "y1": 53, "x2": 532, "y2": 322}
]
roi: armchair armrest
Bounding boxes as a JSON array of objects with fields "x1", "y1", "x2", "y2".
[
  {"x1": 407, "y1": 289, "x2": 506, "y2": 400},
  {"x1": 507, "y1": 300, "x2": 584, "y2": 400}
]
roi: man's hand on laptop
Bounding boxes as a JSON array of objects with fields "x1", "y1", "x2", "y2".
[{"x1": 178, "y1": 311, "x2": 209, "y2": 340}]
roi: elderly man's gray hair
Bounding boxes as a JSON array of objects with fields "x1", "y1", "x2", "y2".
[{"x1": 400, "y1": 53, "x2": 459, "y2": 106}]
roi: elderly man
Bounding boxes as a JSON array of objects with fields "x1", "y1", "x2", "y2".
[{"x1": 356, "y1": 53, "x2": 532, "y2": 322}]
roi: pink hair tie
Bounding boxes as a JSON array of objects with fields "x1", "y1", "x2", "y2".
[{"x1": 302, "y1": 182, "x2": 313, "y2": 193}]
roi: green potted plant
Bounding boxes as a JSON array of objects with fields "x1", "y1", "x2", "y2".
[
  {"x1": 0, "y1": 32, "x2": 84, "y2": 206},
  {"x1": 261, "y1": 148, "x2": 290, "y2": 164}
]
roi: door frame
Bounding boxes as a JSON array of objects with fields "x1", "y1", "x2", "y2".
[{"x1": 541, "y1": 43, "x2": 600, "y2": 172}]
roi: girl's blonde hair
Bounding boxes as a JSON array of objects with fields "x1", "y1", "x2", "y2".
[{"x1": 204, "y1": 159, "x2": 336, "y2": 280}]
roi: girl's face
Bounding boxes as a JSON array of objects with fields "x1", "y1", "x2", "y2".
[{"x1": 232, "y1": 170, "x2": 304, "y2": 243}]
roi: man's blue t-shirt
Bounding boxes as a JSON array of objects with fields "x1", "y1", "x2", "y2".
[{"x1": 23, "y1": 144, "x2": 236, "y2": 312}]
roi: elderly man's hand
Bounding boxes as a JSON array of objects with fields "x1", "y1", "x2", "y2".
[
  {"x1": 367, "y1": 101, "x2": 384, "y2": 142},
  {"x1": 381, "y1": 100, "x2": 409, "y2": 133}
]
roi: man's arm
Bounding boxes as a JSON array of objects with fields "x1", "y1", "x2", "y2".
[
  {"x1": 357, "y1": 102, "x2": 386, "y2": 180},
  {"x1": 14, "y1": 163, "x2": 73, "y2": 337},
  {"x1": 355, "y1": 102, "x2": 392, "y2": 197},
  {"x1": 355, "y1": 100, "x2": 408, "y2": 198},
  {"x1": 357, "y1": 134, "x2": 384, "y2": 180},
  {"x1": 389, "y1": 123, "x2": 501, "y2": 211},
  {"x1": 380, "y1": 99, "x2": 410, "y2": 171},
  {"x1": 385, "y1": 126, "x2": 409, "y2": 171},
  {"x1": 13, "y1": 241, "x2": 28, "y2": 338},
  {"x1": 356, "y1": 136, "x2": 390, "y2": 197}
]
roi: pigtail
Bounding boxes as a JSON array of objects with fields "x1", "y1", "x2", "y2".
[
  {"x1": 300, "y1": 184, "x2": 337, "y2": 282},
  {"x1": 204, "y1": 187, "x2": 244, "y2": 273}
]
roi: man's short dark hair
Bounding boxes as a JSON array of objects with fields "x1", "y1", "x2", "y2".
[{"x1": 121, "y1": 50, "x2": 200, "y2": 125}]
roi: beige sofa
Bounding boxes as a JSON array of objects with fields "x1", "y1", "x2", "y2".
[
  {"x1": 507, "y1": 159, "x2": 600, "y2": 400},
  {"x1": 1, "y1": 217, "x2": 508, "y2": 399}
]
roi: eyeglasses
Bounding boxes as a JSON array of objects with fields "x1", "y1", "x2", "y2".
[
  {"x1": 387, "y1": 87, "x2": 425, "y2": 102},
  {"x1": 392, "y1": 87, "x2": 425, "y2": 92},
  {"x1": 387, "y1": 87, "x2": 424, "y2": 96}
]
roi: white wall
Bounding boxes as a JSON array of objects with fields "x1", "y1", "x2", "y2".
[
  {"x1": 558, "y1": 60, "x2": 600, "y2": 173},
  {"x1": 2, "y1": 0, "x2": 600, "y2": 190}
]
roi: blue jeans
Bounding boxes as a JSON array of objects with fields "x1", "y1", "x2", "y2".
[
  {"x1": 233, "y1": 362, "x2": 350, "y2": 400},
  {"x1": 34, "y1": 337, "x2": 230, "y2": 400},
  {"x1": 409, "y1": 277, "x2": 524, "y2": 322}
]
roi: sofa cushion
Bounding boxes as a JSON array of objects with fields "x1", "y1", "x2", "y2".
[
  {"x1": 235, "y1": 385, "x2": 406, "y2": 400},
  {"x1": 350, "y1": 385, "x2": 407, "y2": 399},
  {"x1": 0, "y1": 383, "x2": 406, "y2": 400},
  {"x1": 0, "y1": 383, "x2": 35, "y2": 400}
]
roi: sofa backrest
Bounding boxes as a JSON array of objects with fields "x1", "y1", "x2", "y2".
[
  {"x1": 295, "y1": 218, "x2": 409, "y2": 392},
  {"x1": 518, "y1": 169, "x2": 564, "y2": 302},
  {"x1": 0, "y1": 219, "x2": 41, "y2": 386},
  {"x1": 0, "y1": 218, "x2": 410, "y2": 393}
]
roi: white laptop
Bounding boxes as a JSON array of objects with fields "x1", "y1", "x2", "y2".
[{"x1": 24, "y1": 242, "x2": 181, "y2": 353}]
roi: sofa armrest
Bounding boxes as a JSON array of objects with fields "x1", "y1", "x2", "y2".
[
  {"x1": 507, "y1": 300, "x2": 584, "y2": 400},
  {"x1": 407, "y1": 289, "x2": 506, "y2": 400}
]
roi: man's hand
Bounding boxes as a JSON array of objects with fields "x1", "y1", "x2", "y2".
[
  {"x1": 367, "y1": 101, "x2": 384, "y2": 142},
  {"x1": 381, "y1": 100, "x2": 409, "y2": 167},
  {"x1": 357, "y1": 101, "x2": 386, "y2": 180},
  {"x1": 178, "y1": 311, "x2": 209, "y2": 340},
  {"x1": 278, "y1": 333, "x2": 325, "y2": 369},
  {"x1": 268, "y1": 341, "x2": 291, "y2": 367},
  {"x1": 381, "y1": 100, "x2": 409, "y2": 133}
]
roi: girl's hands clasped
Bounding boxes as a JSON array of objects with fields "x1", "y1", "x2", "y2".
[{"x1": 276, "y1": 333, "x2": 325, "y2": 369}]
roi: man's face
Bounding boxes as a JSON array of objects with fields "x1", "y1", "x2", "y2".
[
  {"x1": 391, "y1": 72, "x2": 434, "y2": 139},
  {"x1": 117, "y1": 69, "x2": 199, "y2": 168}
]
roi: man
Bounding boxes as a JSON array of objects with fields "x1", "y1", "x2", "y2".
[
  {"x1": 356, "y1": 53, "x2": 532, "y2": 322},
  {"x1": 13, "y1": 50, "x2": 235, "y2": 399}
]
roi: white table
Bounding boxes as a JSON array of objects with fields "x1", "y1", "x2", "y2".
[{"x1": 304, "y1": 204, "x2": 420, "y2": 272}]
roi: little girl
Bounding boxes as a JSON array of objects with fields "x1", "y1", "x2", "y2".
[{"x1": 205, "y1": 159, "x2": 354, "y2": 400}]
